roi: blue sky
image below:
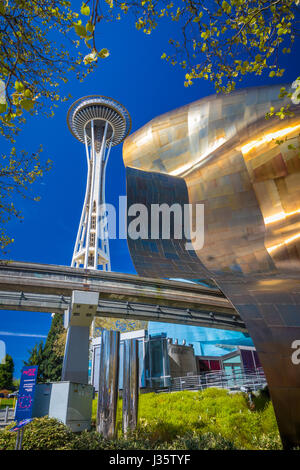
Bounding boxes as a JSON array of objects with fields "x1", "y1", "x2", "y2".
[{"x1": 1, "y1": 4, "x2": 299, "y2": 378}]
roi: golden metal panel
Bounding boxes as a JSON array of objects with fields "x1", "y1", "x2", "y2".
[{"x1": 123, "y1": 84, "x2": 300, "y2": 275}]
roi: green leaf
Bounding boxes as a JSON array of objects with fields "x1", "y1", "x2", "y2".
[
  {"x1": 15, "y1": 81, "x2": 24, "y2": 92},
  {"x1": 81, "y1": 3, "x2": 90, "y2": 16},
  {"x1": 98, "y1": 48, "x2": 110, "y2": 59},
  {"x1": 269, "y1": 71, "x2": 276, "y2": 78},
  {"x1": 0, "y1": 103, "x2": 7, "y2": 113},
  {"x1": 0, "y1": 1, "x2": 5, "y2": 15},
  {"x1": 74, "y1": 23, "x2": 87, "y2": 38},
  {"x1": 24, "y1": 89, "x2": 32, "y2": 98},
  {"x1": 222, "y1": 1, "x2": 231, "y2": 13},
  {"x1": 86, "y1": 21, "x2": 94, "y2": 33},
  {"x1": 20, "y1": 99, "x2": 34, "y2": 111}
]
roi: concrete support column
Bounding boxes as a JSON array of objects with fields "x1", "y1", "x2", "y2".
[
  {"x1": 62, "y1": 325, "x2": 90, "y2": 384},
  {"x1": 97, "y1": 329, "x2": 120, "y2": 439},
  {"x1": 122, "y1": 339, "x2": 139, "y2": 436},
  {"x1": 62, "y1": 290, "x2": 99, "y2": 384}
]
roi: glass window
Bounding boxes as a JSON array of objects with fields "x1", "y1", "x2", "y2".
[{"x1": 90, "y1": 233, "x2": 95, "y2": 247}]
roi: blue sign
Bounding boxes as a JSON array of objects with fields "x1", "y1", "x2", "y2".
[
  {"x1": 15, "y1": 366, "x2": 38, "y2": 423},
  {"x1": 9, "y1": 418, "x2": 33, "y2": 432}
]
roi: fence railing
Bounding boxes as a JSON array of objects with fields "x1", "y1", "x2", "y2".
[
  {"x1": 163, "y1": 367, "x2": 267, "y2": 393},
  {"x1": 0, "y1": 406, "x2": 15, "y2": 428}
]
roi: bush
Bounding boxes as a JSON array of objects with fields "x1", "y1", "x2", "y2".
[
  {"x1": 0, "y1": 417, "x2": 74, "y2": 450},
  {"x1": 71, "y1": 430, "x2": 156, "y2": 450},
  {"x1": 0, "y1": 427, "x2": 15, "y2": 450},
  {"x1": 161, "y1": 431, "x2": 236, "y2": 450}
]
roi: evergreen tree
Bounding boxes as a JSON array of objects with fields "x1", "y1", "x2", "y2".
[
  {"x1": 39, "y1": 314, "x2": 65, "y2": 382},
  {"x1": 0, "y1": 354, "x2": 14, "y2": 390},
  {"x1": 24, "y1": 340, "x2": 44, "y2": 382}
]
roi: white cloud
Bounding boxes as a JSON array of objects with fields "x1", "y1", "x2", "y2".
[
  {"x1": 0, "y1": 340, "x2": 5, "y2": 363},
  {"x1": 0, "y1": 331, "x2": 47, "y2": 338}
]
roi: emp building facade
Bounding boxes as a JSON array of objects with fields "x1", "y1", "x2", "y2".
[{"x1": 122, "y1": 84, "x2": 300, "y2": 449}]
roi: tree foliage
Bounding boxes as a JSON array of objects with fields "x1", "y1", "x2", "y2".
[
  {"x1": 0, "y1": 145, "x2": 52, "y2": 251},
  {"x1": 0, "y1": 0, "x2": 105, "y2": 136},
  {"x1": 23, "y1": 340, "x2": 44, "y2": 382},
  {"x1": 105, "y1": 0, "x2": 299, "y2": 92},
  {"x1": 0, "y1": 354, "x2": 14, "y2": 390},
  {"x1": 40, "y1": 313, "x2": 65, "y2": 382},
  {"x1": 24, "y1": 314, "x2": 65, "y2": 383},
  {"x1": 0, "y1": 1, "x2": 109, "y2": 251}
]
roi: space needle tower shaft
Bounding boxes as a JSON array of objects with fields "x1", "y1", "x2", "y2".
[{"x1": 67, "y1": 96, "x2": 131, "y2": 270}]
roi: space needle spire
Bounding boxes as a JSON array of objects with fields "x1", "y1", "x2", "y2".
[{"x1": 67, "y1": 95, "x2": 131, "y2": 271}]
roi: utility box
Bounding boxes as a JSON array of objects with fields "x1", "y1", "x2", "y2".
[{"x1": 33, "y1": 381, "x2": 93, "y2": 432}]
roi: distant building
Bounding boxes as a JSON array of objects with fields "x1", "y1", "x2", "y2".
[{"x1": 90, "y1": 329, "x2": 262, "y2": 392}]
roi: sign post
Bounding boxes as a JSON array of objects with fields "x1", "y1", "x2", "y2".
[
  {"x1": 10, "y1": 419, "x2": 33, "y2": 450},
  {"x1": 10, "y1": 366, "x2": 38, "y2": 450}
]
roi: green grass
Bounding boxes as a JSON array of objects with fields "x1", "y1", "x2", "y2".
[
  {"x1": 0, "y1": 398, "x2": 14, "y2": 409},
  {"x1": 92, "y1": 388, "x2": 281, "y2": 449}
]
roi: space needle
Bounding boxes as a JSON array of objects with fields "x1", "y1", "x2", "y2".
[{"x1": 67, "y1": 96, "x2": 131, "y2": 271}]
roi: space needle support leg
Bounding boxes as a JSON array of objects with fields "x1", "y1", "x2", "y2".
[
  {"x1": 100, "y1": 135, "x2": 113, "y2": 271},
  {"x1": 71, "y1": 131, "x2": 91, "y2": 266},
  {"x1": 94, "y1": 121, "x2": 108, "y2": 270},
  {"x1": 84, "y1": 120, "x2": 96, "y2": 268}
]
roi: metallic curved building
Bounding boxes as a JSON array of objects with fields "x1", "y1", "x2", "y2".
[{"x1": 123, "y1": 84, "x2": 300, "y2": 448}]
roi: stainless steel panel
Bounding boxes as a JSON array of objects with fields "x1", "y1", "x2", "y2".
[
  {"x1": 122, "y1": 339, "x2": 139, "y2": 435},
  {"x1": 97, "y1": 329, "x2": 120, "y2": 438}
]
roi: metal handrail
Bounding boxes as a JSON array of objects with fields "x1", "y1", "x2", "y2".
[
  {"x1": 167, "y1": 367, "x2": 267, "y2": 393},
  {"x1": 0, "y1": 406, "x2": 15, "y2": 427}
]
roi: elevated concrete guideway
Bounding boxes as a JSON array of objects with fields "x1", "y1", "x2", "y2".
[{"x1": 0, "y1": 261, "x2": 246, "y2": 332}]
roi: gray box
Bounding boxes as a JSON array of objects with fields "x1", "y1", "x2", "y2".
[{"x1": 33, "y1": 381, "x2": 93, "y2": 432}]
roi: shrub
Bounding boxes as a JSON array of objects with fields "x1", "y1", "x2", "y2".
[
  {"x1": 250, "y1": 433, "x2": 282, "y2": 450},
  {"x1": 0, "y1": 417, "x2": 74, "y2": 450},
  {"x1": 161, "y1": 431, "x2": 236, "y2": 450},
  {"x1": 70, "y1": 431, "x2": 143, "y2": 450},
  {"x1": 0, "y1": 427, "x2": 15, "y2": 450}
]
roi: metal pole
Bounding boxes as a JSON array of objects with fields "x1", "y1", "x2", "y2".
[
  {"x1": 4, "y1": 405, "x2": 8, "y2": 424},
  {"x1": 18, "y1": 428, "x2": 24, "y2": 450},
  {"x1": 122, "y1": 339, "x2": 139, "y2": 436},
  {"x1": 97, "y1": 329, "x2": 120, "y2": 439},
  {"x1": 15, "y1": 429, "x2": 19, "y2": 450},
  {"x1": 15, "y1": 428, "x2": 23, "y2": 450}
]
